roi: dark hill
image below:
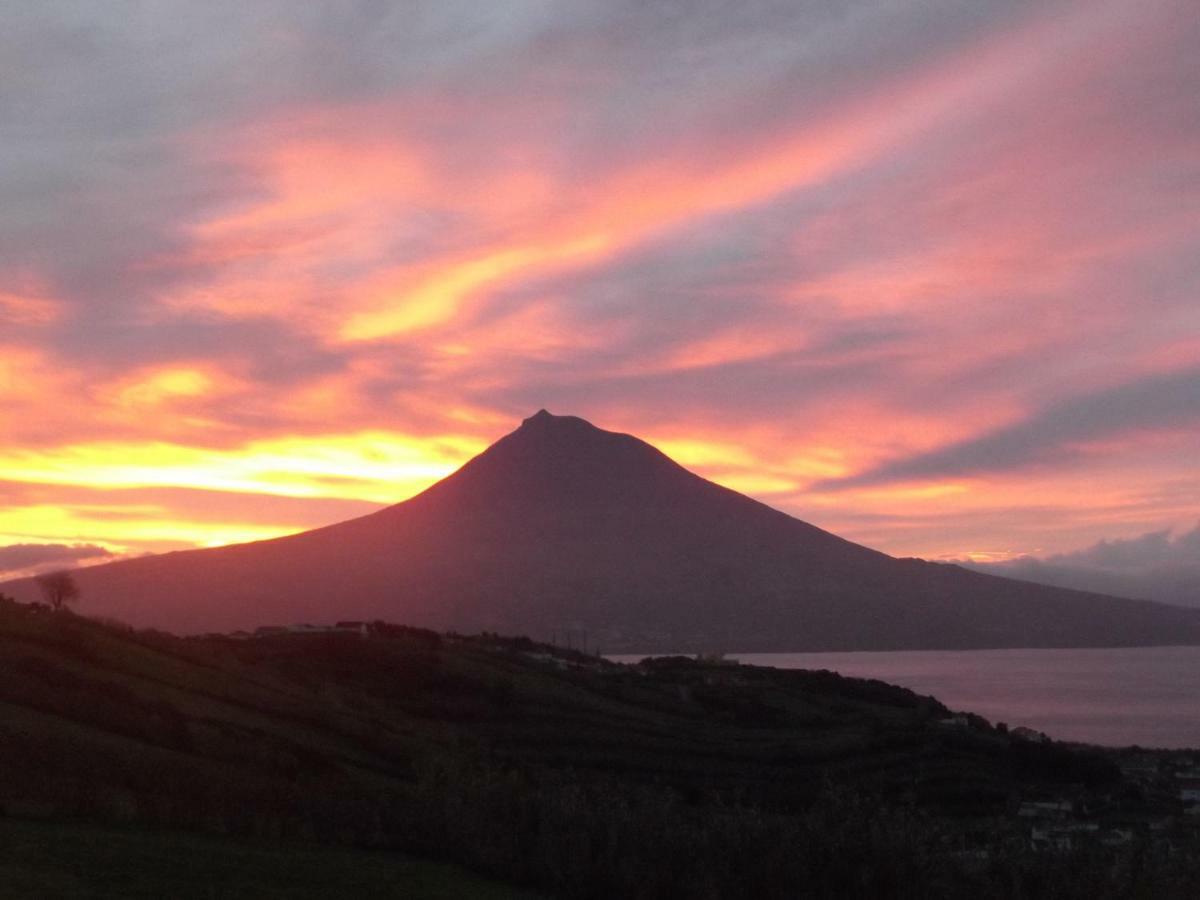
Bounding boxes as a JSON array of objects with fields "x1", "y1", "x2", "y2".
[
  {"x1": 0, "y1": 601, "x2": 1168, "y2": 899},
  {"x1": 4, "y1": 410, "x2": 1199, "y2": 650}
]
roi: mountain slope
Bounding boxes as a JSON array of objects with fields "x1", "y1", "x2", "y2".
[{"x1": 4, "y1": 410, "x2": 1199, "y2": 650}]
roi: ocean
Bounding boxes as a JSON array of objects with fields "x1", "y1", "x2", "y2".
[{"x1": 622, "y1": 646, "x2": 1200, "y2": 749}]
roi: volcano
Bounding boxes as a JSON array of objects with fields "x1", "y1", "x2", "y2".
[{"x1": 4, "y1": 410, "x2": 1199, "y2": 651}]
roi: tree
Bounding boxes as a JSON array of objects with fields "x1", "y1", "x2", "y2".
[{"x1": 36, "y1": 569, "x2": 80, "y2": 611}]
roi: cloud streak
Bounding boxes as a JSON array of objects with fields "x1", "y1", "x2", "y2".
[
  {"x1": 816, "y1": 364, "x2": 1200, "y2": 490},
  {"x1": 0, "y1": 543, "x2": 114, "y2": 582}
]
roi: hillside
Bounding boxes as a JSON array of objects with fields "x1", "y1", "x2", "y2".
[
  {"x1": 0, "y1": 595, "x2": 1038, "y2": 826},
  {"x1": 4, "y1": 410, "x2": 1199, "y2": 650},
  {"x1": 2, "y1": 600, "x2": 1198, "y2": 898}
]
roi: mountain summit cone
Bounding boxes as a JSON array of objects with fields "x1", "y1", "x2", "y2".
[{"x1": 4, "y1": 411, "x2": 1198, "y2": 650}]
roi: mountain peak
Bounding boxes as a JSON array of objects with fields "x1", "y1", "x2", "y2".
[
  {"x1": 510, "y1": 409, "x2": 620, "y2": 449},
  {"x1": 519, "y1": 408, "x2": 593, "y2": 430},
  {"x1": 434, "y1": 409, "x2": 685, "y2": 506}
]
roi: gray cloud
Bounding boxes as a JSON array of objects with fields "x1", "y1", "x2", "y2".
[
  {"x1": 962, "y1": 524, "x2": 1200, "y2": 608},
  {"x1": 0, "y1": 542, "x2": 113, "y2": 581},
  {"x1": 817, "y1": 364, "x2": 1200, "y2": 490}
]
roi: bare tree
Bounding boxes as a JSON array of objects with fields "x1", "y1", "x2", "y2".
[{"x1": 36, "y1": 569, "x2": 80, "y2": 611}]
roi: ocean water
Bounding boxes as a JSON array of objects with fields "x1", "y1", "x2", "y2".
[
  {"x1": 619, "y1": 646, "x2": 1200, "y2": 749},
  {"x1": 734, "y1": 646, "x2": 1200, "y2": 749}
]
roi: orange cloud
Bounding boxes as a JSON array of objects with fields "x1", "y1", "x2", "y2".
[
  {"x1": 341, "y1": 233, "x2": 613, "y2": 340},
  {"x1": 0, "y1": 431, "x2": 483, "y2": 504},
  {"x1": 0, "y1": 502, "x2": 296, "y2": 554},
  {"x1": 100, "y1": 365, "x2": 234, "y2": 412},
  {"x1": 0, "y1": 291, "x2": 62, "y2": 326},
  {"x1": 0, "y1": 344, "x2": 93, "y2": 444},
  {"x1": 152, "y1": 0, "x2": 1099, "y2": 352}
]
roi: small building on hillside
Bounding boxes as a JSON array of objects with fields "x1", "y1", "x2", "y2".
[
  {"x1": 1018, "y1": 799, "x2": 1073, "y2": 819},
  {"x1": 1179, "y1": 775, "x2": 1200, "y2": 810},
  {"x1": 1011, "y1": 726, "x2": 1050, "y2": 743}
]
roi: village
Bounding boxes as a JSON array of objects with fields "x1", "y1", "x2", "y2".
[{"x1": 975, "y1": 745, "x2": 1200, "y2": 854}]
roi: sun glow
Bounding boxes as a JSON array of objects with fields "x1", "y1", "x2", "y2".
[
  {"x1": 0, "y1": 431, "x2": 483, "y2": 503},
  {"x1": 0, "y1": 504, "x2": 294, "y2": 552}
]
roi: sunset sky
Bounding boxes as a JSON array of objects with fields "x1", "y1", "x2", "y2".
[{"x1": 1, "y1": 1, "x2": 1197, "y2": 583}]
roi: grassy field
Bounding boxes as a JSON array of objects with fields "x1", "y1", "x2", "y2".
[{"x1": 0, "y1": 818, "x2": 542, "y2": 899}]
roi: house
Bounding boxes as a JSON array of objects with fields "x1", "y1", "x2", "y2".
[
  {"x1": 1098, "y1": 828, "x2": 1134, "y2": 847},
  {"x1": 1019, "y1": 799, "x2": 1073, "y2": 818},
  {"x1": 334, "y1": 621, "x2": 370, "y2": 636},
  {"x1": 288, "y1": 623, "x2": 327, "y2": 634},
  {"x1": 1030, "y1": 822, "x2": 1098, "y2": 852},
  {"x1": 1011, "y1": 726, "x2": 1050, "y2": 743},
  {"x1": 1119, "y1": 757, "x2": 1160, "y2": 780},
  {"x1": 526, "y1": 651, "x2": 569, "y2": 670}
]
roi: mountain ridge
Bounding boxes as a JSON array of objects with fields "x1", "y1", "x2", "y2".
[{"x1": 3, "y1": 410, "x2": 1198, "y2": 650}]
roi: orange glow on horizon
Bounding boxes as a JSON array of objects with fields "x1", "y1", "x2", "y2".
[
  {"x1": 0, "y1": 503, "x2": 297, "y2": 554},
  {"x1": 0, "y1": 431, "x2": 485, "y2": 503}
]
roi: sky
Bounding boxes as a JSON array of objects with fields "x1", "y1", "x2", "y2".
[
  {"x1": 966, "y1": 523, "x2": 1200, "y2": 607},
  {"x1": 1, "y1": 1, "x2": 1197, "y2": 592}
]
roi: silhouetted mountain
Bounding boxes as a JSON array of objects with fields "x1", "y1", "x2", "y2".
[{"x1": 4, "y1": 410, "x2": 1199, "y2": 650}]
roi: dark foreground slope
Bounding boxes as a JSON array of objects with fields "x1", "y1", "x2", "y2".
[
  {"x1": 0, "y1": 818, "x2": 536, "y2": 900},
  {"x1": 5, "y1": 411, "x2": 1199, "y2": 650},
  {"x1": 1, "y1": 601, "x2": 1198, "y2": 899}
]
